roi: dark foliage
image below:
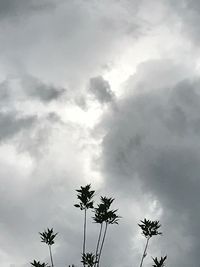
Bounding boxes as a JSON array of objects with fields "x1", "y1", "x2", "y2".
[
  {"x1": 152, "y1": 256, "x2": 167, "y2": 267},
  {"x1": 39, "y1": 228, "x2": 58, "y2": 246},
  {"x1": 138, "y1": 219, "x2": 162, "y2": 238},
  {"x1": 81, "y1": 253, "x2": 98, "y2": 267},
  {"x1": 93, "y1": 197, "x2": 120, "y2": 225},
  {"x1": 30, "y1": 260, "x2": 50, "y2": 267},
  {"x1": 74, "y1": 184, "x2": 95, "y2": 210}
]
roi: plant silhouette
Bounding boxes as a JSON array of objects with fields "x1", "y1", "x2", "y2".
[
  {"x1": 39, "y1": 228, "x2": 58, "y2": 267},
  {"x1": 30, "y1": 184, "x2": 167, "y2": 267},
  {"x1": 74, "y1": 184, "x2": 95, "y2": 265},
  {"x1": 93, "y1": 197, "x2": 114, "y2": 267},
  {"x1": 30, "y1": 260, "x2": 50, "y2": 267},
  {"x1": 93, "y1": 196, "x2": 120, "y2": 267},
  {"x1": 81, "y1": 252, "x2": 98, "y2": 267},
  {"x1": 152, "y1": 256, "x2": 167, "y2": 267},
  {"x1": 138, "y1": 219, "x2": 162, "y2": 267}
]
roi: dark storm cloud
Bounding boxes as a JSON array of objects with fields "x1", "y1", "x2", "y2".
[
  {"x1": 98, "y1": 60, "x2": 200, "y2": 267},
  {"x1": 0, "y1": 0, "x2": 54, "y2": 19},
  {"x1": 21, "y1": 76, "x2": 65, "y2": 103},
  {"x1": 0, "y1": 76, "x2": 66, "y2": 159},
  {"x1": 0, "y1": 80, "x2": 9, "y2": 101},
  {"x1": 0, "y1": 112, "x2": 36, "y2": 141},
  {"x1": 0, "y1": 76, "x2": 66, "y2": 106},
  {"x1": 89, "y1": 76, "x2": 114, "y2": 104}
]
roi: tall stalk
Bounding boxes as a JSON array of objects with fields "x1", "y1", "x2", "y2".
[
  {"x1": 138, "y1": 219, "x2": 162, "y2": 267},
  {"x1": 39, "y1": 228, "x2": 57, "y2": 267},
  {"x1": 49, "y1": 245, "x2": 54, "y2": 267},
  {"x1": 139, "y1": 237, "x2": 150, "y2": 267},
  {"x1": 74, "y1": 184, "x2": 95, "y2": 267},
  {"x1": 83, "y1": 208, "x2": 87, "y2": 257},
  {"x1": 94, "y1": 223, "x2": 103, "y2": 267},
  {"x1": 97, "y1": 222, "x2": 108, "y2": 267},
  {"x1": 93, "y1": 197, "x2": 120, "y2": 267}
]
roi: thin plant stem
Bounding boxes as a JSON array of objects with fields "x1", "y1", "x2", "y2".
[
  {"x1": 95, "y1": 223, "x2": 103, "y2": 267},
  {"x1": 139, "y1": 237, "x2": 150, "y2": 267},
  {"x1": 83, "y1": 208, "x2": 87, "y2": 266},
  {"x1": 97, "y1": 222, "x2": 108, "y2": 267},
  {"x1": 49, "y1": 245, "x2": 54, "y2": 267}
]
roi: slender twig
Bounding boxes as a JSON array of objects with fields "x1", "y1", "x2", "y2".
[
  {"x1": 74, "y1": 184, "x2": 95, "y2": 267},
  {"x1": 49, "y1": 245, "x2": 54, "y2": 267},
  {"x1": 139, "y1": 237, "x2": 150, "y2": 267},
  {"x1": 95, "y1": 223, "x2": 103, "y2": 267},
  {"x1": 83, "y1": 208, "x2": 87, "y2": 258}
]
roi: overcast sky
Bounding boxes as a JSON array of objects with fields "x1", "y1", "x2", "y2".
[{"x1": 1, "y1": 0, "x2": 200, "y2": 266}]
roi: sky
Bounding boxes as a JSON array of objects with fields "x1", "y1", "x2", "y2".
[{"x1": 1, "y1": 0, "x2": 200, "y2": 266}]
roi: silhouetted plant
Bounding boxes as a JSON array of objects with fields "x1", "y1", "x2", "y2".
[
  {"x1": 152, "y1": 256, "x2": 167, "y2": 267},
  {"x1": 93, "y1": 197, "x2": 114, "y2": 266},
  {"x1": 138, "y1": 219, "x2": 162, "y2": 267},
  {"x1": 93, "y1": 196, "x2": 120, "y2": 267},
  {"x1": 98, "y1": 209, "x2": 120, "y2": 267},
  {"x1": 39, "y1": 228, "x2": 58, "y2": 267},
  {"x1": 74, "y1": 184, "x2": 95, "y2": 264},
  {"x1": 81, "y1": 252, "x2": 98, "y2": 267},
  {"x1": 31, "y1": 185, "x2": 166, "y2": 267},
  {"x1": 30, "y1": 260, "x2": 50, "y2": 267}
]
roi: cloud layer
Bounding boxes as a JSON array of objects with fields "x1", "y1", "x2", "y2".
[
  {"x1": 1, "y1": 0, "x2": 200, "y2": 267},
  {"x1": 99, "y1": 60, "x2": 200, "y2": 267}
]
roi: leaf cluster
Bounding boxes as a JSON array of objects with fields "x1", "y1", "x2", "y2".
[
  {"x1": 74, "y1": 184, "x2": 95, "y2": 210},
  {"x1": 152, "y1": 256, "x2": 167, "y2": 267},
  {"x1": 93, "y1": 197, "x2": 120, "y2": 225},
  {"x1": 138, "y1": 219, "x2": 162, "y2": 238},
  {"x1": 39, "y1": 228, "x2": 58, "y2": 246},
  {"x1": 81, "y1": 253, "x2": 98, "y2": 267},
  {"x1": 30, "y1": 260, "x2": 50, "y2": 267}
]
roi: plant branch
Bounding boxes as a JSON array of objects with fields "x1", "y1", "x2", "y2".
[
  {"x1": 83, "y1": 208, "x2": 87, "y2": 267},
  {"x1": 49, "y1": 245, "x2": 54, "y2": 267},
  {"x1": 97, "y1": 222, "x2": 108, "y2": 267},
  {"x1": 139, "y1": 237, "x2": 150, "y2": 267},
  {"x1": 95, "y1": 223, "x2": 103, "y2": 267}
]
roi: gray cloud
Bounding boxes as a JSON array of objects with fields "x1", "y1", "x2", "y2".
[
  {"x1": 0, "y1": 0, "x2": 55, "y2": 19},
  {"x1": 98, "y1": 60, "x2": 200, "y2": 267},
  {"x1": 0, "y1": 139, "x2": 87, "y2": 266},
  {"x1": 0, "y1": 76, "x2": 66, "y2": 110},
  {"x1": 0, "y1": 80, "x2": 9, "y2": 101},
  {"x1": 0, "y1": 0, "x2": 140, "y2": 88},
  {"x1": 89, "y1": 76, "x2": 115, "y2": 104},
  {"x1": 0, "y1": 112, "x2": 36, "y2": 141},
  {"x1": 21, "y1": 76, "x2": 65, "y2": 103},
  {"x1": 0, "y1": 1, "x2": 200, "y2": 267},
  {"x1": 167, "y1": 0, "x2": 200, "y2": 43}
]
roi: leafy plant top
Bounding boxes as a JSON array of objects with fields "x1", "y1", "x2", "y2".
[
  {"x1": 152, "y1": 256, "x2": 167, "y2": 267},
  {"x1": 138, "y1": 219, "x2": 162, "y2": 238},
  {"x1": 74, "y1": 184, "x2": 95, "y2": 210},
  {"x1": 30, "y1": 260, "x2": 50, "y2": 267},
  {"x1": 81, "y1": 252, "x2": 98, "y2": 267},
  {"x1": 39, "y1": 228, "x2": 58, "y2": 246}
]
